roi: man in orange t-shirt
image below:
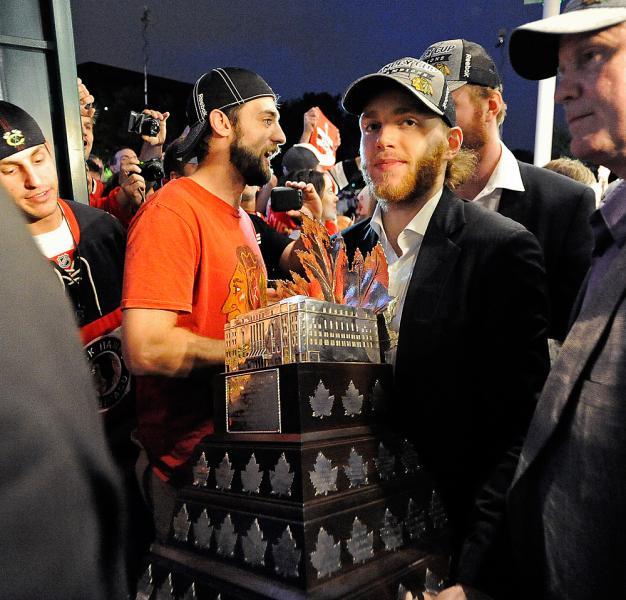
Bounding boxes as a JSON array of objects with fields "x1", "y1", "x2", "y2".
[{"x1": 122, "y1": 67, "x2": 291, "y2": 541}]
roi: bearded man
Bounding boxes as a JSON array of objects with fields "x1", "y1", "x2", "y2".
[
  {"x1": 122, "y1": 68, "x2": 314, "y2": 541},
  {"x1": 340, "y1": 58, "x2": 550, "y2": 577}
]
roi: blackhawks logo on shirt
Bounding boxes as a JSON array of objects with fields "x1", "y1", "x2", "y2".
[{"x1": 221, "y1": 246, "x2": 267, "y2": 321}]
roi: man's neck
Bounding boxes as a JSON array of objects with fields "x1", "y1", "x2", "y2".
[
  {"x1": 454, "y1": 137, "x2": 502, "y2": 200},
  {"x1": 380, "y1": 186, "x2": 439, "y2": 256},
  {"x1": 189, "y1": 160, "x2": 245, "y2": 208},
  {"x1": 28, "y1": 203, "x2": 63, "y2": 237}
]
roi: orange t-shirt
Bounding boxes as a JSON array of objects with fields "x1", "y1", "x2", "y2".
[{"x1": 122, "y1": 177, "x2": 266, "y2": 479}]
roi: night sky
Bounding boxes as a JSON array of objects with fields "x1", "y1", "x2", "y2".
[{"x1": 71, "y1": 0, "x2": 557, "y2": 154}]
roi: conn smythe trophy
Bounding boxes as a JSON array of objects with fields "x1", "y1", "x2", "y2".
[{"x1": 143, "y1": 219, "x2": 450, "y2": 599}]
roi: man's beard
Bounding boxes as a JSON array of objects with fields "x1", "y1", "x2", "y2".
[
  {"x1": 364, "y1": 141, "x2": 446, "y2": 207},
  {"x1": 230, "y1": 132, "x2": 274, "y2": 187},
  {"x1": 460, "y1": 109, "x2": 489, "y2": 152}
]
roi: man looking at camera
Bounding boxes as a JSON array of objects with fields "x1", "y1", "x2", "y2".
[
  {"x1": 122, "y1": 67, "x2": 321, "y2": 541},
  {"x1": 340, "y1": 58, "x2": 549, "y2": 577}
]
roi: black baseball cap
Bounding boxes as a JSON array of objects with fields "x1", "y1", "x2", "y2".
[
  {"x1": 0, "y1": 101, "x2": 46, "y2": 161},
  {"x1": 510, "y1": 0, "x2": 626, "y2": 80},
  {"x1": 420, "y1": 39, "x2": 502, "y2": 91},
  {"x1": 176, "y1": 67, "x2": 277, "y2": 161},
  {"x1": 342, "y1": 57, "x2": 456, "y2": 127}
]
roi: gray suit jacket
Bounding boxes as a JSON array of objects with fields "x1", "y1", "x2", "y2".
[{"x1": 506, "y1": 242, "x2": 626, "y2": 599}]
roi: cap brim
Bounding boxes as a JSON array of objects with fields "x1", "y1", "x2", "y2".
[
  {"x1": 342, "y1": 73, "x2": 446, "y2": 122},
  {"x1": 175, "y1": 119, "x2": 209, "y2": 161},
  {"x1": 447, "y1": 80, "x2": 467, "y2": 92},
  {"x1": 510, "y1": 8, "x2": 626, "y2": 80}
]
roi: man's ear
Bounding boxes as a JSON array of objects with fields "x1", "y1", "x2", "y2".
[
  {"x1": 486, "y1": 90, "x2": 503, "y2": 123},
  {"x1": 444, "y1": 126, "x2": 463, "y2": 160},
  {"x1": 208, "y1": 109, "x2": 234, "y2": 138}
]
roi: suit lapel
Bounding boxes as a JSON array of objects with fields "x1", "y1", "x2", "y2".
[
  {"x1": 512, "y1": 243, "x2": 626, "y2": 487},
  {"x1": 399, "y1": 189, "x2": 464, "y2": 330}
]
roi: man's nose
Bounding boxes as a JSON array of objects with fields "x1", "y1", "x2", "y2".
[
  {"x1": 555, "y1": 71, "x2": 579, "y2": 105},
  {"x1": 376, "y1": 124, "x2": 396, "y2": 148},
  {"x1": 274, "y1": 123, "x2": 287, "y2": 146},
  {"x1": 24, "y1": 164, "x2": 43, "y2": 188}
]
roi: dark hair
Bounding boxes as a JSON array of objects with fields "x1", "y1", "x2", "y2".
[
  {"x1": 195, "y1": 104, "x2": 241, "y2": 163},
  {"x1": 287, "y1": 168, "x2": 326, "y2": 196},
  {"x1": 86, "y1": 158, "x2": 101, "y2": 174},
  {"x1": 163, "y1": 140, "x2": 186, "y2": 178}
]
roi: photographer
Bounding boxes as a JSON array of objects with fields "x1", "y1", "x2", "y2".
[{"x1": 106, "y1": 109, "x2": 169, "y2": 226}]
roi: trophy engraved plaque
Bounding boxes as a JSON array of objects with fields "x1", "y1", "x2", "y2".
[
  {"x1": 269, "y1": 452, "x2": 294, "y2": 496},
  {"x1": 215, "y1": 514, "x2": 237, "y2": 558},
  {"x1": 310, "y1": 527, "x2": 342, "y2": 578},
  {"x1": 172, "y1": 504, "x2": 191, "y2": 543},
  {"x1": 309, "y1": 451, "x2": 339, "y2": 496},
  {"x1": 346, "y1": 517, "x2": 374, "y2": 564},
  {"x1": 226, "y1": 369, "x2": 281, "y2": 433},
  {"x1": 342, "y1": 380, "x2": 364, "y2": 416},
  {"x1": 240, "y1": 453, "x2": 264, "y2": 494},
  {"x1": 145, "y1": 225, "x2": 449, "y2": 598},
  {"x1": 192, "y1": 509, "x2": 213, "y2": 550},
  {"x1": 241, "y1": 519, "x2": 267, "y2": 566},
  {"x1": 272, "y1": 525, "x2": 301, "y2": 578}
]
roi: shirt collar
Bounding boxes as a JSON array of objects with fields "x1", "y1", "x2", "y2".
[
  {"x1": 475, "y1": 141, "x2": 525, "y2": 200},
  {"x1": 370, "y1": 187, "x2": 443, "y2": 248},
  {"x1": 600, "y1": 179, "x2": 626, "y2": 248}
]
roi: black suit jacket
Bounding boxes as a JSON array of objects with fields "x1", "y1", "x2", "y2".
[
  {"x1": 342, "y1": 188, "x2": 550, "y2": 578},
  {"x1": 498, "y1": 161, "x2": 595, "y2": 341}
]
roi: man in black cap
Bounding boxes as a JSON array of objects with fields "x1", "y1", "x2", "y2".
[
  {"x1": 421, "y1": 39, "x2": 596, "y2": 343},
  {"x1": 340, "y1": 57, "x2": 549, "y2": 583},
  {"x1": 121, "y1": 67, "x2": 321, "y2": 541}
]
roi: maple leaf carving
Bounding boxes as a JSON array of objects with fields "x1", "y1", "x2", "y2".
[
  {"x1": 154, "y1": 573, "x2": 174, "y2": 600},
  {"x1": 309, "y1": 451, "x2": 338, "y2": 495},
  {"x1": 172, "y1": 503, "x2": 191, "y2": 542},
  {"x1": 310, "y1": 527, "x2": 341, "y2": 578},
  {"x1": 193, "y1": 508, "x2": 213, "y2": 549},
  {"x1": 270, "y1": 453, "x2": 294, "y2": 496},
  {"x1": 215, "y1": 453, "x2": 234, "y2": 491},
  {"x1": 215, "y1": 513, "x2": 237, "y2": 557},
  {"x1": 341, "y1": 380, "x2": 363, "y2": 416},
  {"x1": 309, "y1": 380, "x2": 334, "y2": 418},
  {"x1": 241, "y1": 453, "x2": 264, "y2": 494},
  {"x1": 346, "y1": 517, "x2": 374, "y2": 564},
  {"x1": 241, "y1": 518, "x2": 267, "y2": 566},
  {"x1": 272, "y1": 525, "x2": 301, "y2": 578},
  {"x1": 380, "y1": 508, "x2": 403, "y2": 552}
]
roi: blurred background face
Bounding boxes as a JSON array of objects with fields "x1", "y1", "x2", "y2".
[{"x1": 321, "y1": 172, "x2": 338, "y2": 221}]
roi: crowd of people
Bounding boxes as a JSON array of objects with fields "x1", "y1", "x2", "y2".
[{"x1": 1, "y1": 1, "x2": 625, "y2": 598}]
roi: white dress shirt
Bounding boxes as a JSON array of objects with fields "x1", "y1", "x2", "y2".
[
  {"x1": 472, "y1": 141, "x2": 525, "y2": 211},
  {"x1": 369, "y1": 189, "x2": 442, "y2": 363}
]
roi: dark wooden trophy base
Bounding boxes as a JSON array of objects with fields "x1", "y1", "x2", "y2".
[{"x1": 141, "y1": 363, "x2": 450, "y2": 600}]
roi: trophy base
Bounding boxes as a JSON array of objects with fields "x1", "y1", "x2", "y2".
[{"x1": 143, "y1": 542, "x2": 449, "y2": 599}]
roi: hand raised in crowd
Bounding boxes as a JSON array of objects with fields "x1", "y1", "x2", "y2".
[
  {"x1": 284, "y1": 179, "x2": 323, "y2": 222},
  {"x1": 77, "y1": 77, "x2": 95, "y2": 119},
  {"x1": 118, "y1": 157, "x2": 146, "y2": 209},
  {"x1": 141, "y1": 108, "x2": 169, "y2": 147},
  {"x1": 300, "y1": 106, "x2": 321, "y2": 143}
]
